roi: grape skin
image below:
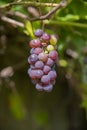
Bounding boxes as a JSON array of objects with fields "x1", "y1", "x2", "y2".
[
  {"x1": 35, "y1": 61, "x2": 44, "y2": 69},
  {"x1": 49, "y1": 50, "x2": 58, "y2": 60},
  {"x1": 41, "y1": 33, "x2": 50, "y2": 42},
  {"x1": 28, "y1": 54, "x2": 38, "y2": 64},
  {"x1": 41, "y1": 75, "x2": 50, "y2": 84},
  {"x1": 48, "y1": 71, "x2": 57, "y2": 80},
  {"x1": 34, "y1": 29, "x2": 43, "y2": 37},
  {"x1": 43, "y1": 65, "x2": 51, "y2": 74},
  {"x1": 29, "y1": 39, "x2": 41, "y2": 48},
  {"x1": 46, "y1": 58, "x2": 54, "y2": 67},
  {"x1": 34, "y1": 47, "x2": 43, "y2": 55},
  {"x1": 38, "y1": 52, "x2": 48, "y2": 62}
]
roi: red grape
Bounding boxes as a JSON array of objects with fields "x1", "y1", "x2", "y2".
[
  {"x1": 38, "y1": 52, "x2": 48, "y2": 62},
  {"x1": 29, "y1": 39, "x2": 41, "y2": 48},
  {"x1": 34, "y1": 47, "x2": 43, "y2": 55},
  {"x1": 49, "y1": 50, "x2": 58, "y2": 60}
]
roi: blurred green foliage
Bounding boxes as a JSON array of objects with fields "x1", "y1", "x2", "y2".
[{"x1": 0, "y1": 0, "x2": 87, "y2": 130}]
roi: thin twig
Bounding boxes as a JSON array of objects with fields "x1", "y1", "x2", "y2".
[
  {"x1": 0, "y1": 1, "x2": 58, "y2": 9},
  {"x1": 30, "y1": 0, "x2": 67, "y2": 21},
  {"x1": 1, "y1": 16, "x2": 24, "y2": 27}
]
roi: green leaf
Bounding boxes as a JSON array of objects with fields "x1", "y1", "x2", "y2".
[{"x1": 24, "y1": 20, "x2": 34, "y2": 38}]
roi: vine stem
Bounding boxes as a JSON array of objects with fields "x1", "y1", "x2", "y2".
[
  {"x1": 48, "y1": 21, "x2": 87, "y2": 28},
  {"x1": 0, "y1": 1, "x2": 58, "y2": 9}
]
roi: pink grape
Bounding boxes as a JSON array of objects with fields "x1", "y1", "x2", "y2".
[
  {"x1": 28, "y1": 69, "x2": 36, "y2": 79},
  {"x1": 29, "y1": 39, "x2": 41, "y2": 48},
  {"x1": 41, "y1": 75, "x2": 50, "y2": 84},
  {"x1": 35, "y1": 61, "x2": 44, "y2": 69},
  {"x1": 46, "y1": 58, "x2": 54, "y2": 67},
  {"x1": 48, "y1": 70, "x2": 57, "y2": 80},
  {"x1": 35, "y1": 70, "x2": 43, "y2": 79},
  {"x1": 38, "y1": 52, "x2": 48, "y2": 62},
  {"x1": 34, "y1": 47, "x2": 43, "y2": 55},
  {"x1": 49, "y1": 50, "x2": 58, "y2": 60},
  {"x1": 28, "y1": 54, "x2": 38, "y2": 64},
  {"x1": 43, "y1": 65, "x2": 51, "y2": 74},
  {"x1": 41, "y1": 33, "x2": 50, "y2": 42}
]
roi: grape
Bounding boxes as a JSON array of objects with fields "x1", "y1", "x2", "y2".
[
  {"x1": 34, "y1": 29, "x2": 43, "y2": 37},
  {"x1": 41, "y1": 33, "x2": 50, "y2": 42},
  {"x1": 35, "y1": 83, "x2": 43, "y2": 91},
  {"x1": 46, "y1": 45, "x2": 55, "y2": 52},
  {"x1": 34, "y1": 47, "x2": 43, "y2": 55},
  {"x1": 30, "y1": 48, "x2": 35, "y2": 54},
  {"x1": 28, "y1": 29, "x2": 58, "y2": 92},
  {"x1": 28, "y1": 54, "x2": 38, "y2": 64},
  {"x1": 46, "y1": 58, "x2": 54, "y2": 67},
  {"x1": 28, "y1": 69, "x2": 36, "y2": 79},
  {"x1": 41, "y1": 75, "x2": 50, "y2": 84},
  {"x1": 43, "y1": 65, "x2": 51, "y2": 74},
  {"x1": 49, "y1": 50, "x2": 58, "y2": 60},
  {"x1": 38, "y1": 52, "x2": 48, "y2": 62},
  {"x1": 50, "y1": 34, "x2": 57, "y2": 45},
  {"x1": 35, "y1": 61, "x2": 44, "y2": 69},
  {"x1": 48, "y1": 70, "x2": 57, "y2": 80},
  {"x1": 35, "y1": 70, "x2": 43, "y2": 79},
  {"x1": 43, "y1": 84, "x2": 53, "y2": 92},
  {"x1": 29, "y1": 39, "x2": 41, "y2": 48}
]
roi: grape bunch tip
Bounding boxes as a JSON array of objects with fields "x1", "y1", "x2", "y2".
[{"x1": 28, "y1": 29, "x2": 58, "y2": 92}]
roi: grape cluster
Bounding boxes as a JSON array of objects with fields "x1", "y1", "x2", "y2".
[{"x1": 28, "y1": 29, "x2": 58, "y2": 92}]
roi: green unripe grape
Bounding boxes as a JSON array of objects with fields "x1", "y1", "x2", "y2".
[
  {"x1": 46, "y1": 45, "x2": 55, "y2": 52},
  {"x1": 50, "y1": 35, "x2": 57, "y2": 46},
  {"x1": 45, "y1": 50, "x2": 48, "y2": 54}
]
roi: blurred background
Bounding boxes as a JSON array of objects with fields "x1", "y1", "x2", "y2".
[{"x1": 0, "y1": 0, "x2": 87, "y2": 130}]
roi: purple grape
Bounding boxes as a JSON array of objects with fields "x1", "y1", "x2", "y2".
[
  {"x1": 41, "y1": 33, "x2": 50, "y2": 43},
  {"x1": 43, "y1": 84, "x2": 53, "y2": 92},
  {"x1": 41, "y1": 75, "x2": 50, "y2": 84},
  {"x1": 35, "y1": 83, "x2": 43, "y2": 91},
  {"x1": 35, "y1": 70, "x2": 43, "y2": 79},
  {"x1": 30, "y1": 48, "x2": 35, "y2": 54},
  {"x1": 35, "y1": 61, "x2": 44, "y2": 69},
  {"x1": 28, "y1": 69, "x2": 36, "y2": 79},
  {"x1": 48, "y1": 70, "x2": 57, "y2": 81},
  {"x1": 46, "y1": 58, "x2": 54, "y2": 67},
  {"x1": 49, "y1": 50, "x2": 58, "y2": 60},
  {"x1": 38, "y1": 52, "x2": 48, "y2": 62},
  {"x1": 34, "y1": 47, "x2": 43, "y2": 55},
  {"x1": 28, "y1": 54, "x2": 38, "y2": 64},
  {"x1": 43, "y1": 65, "x2": 51, "y2": 74},
  {"x1": 29, "y1": 39, "x2": 41, "y2": 48},
  {"x1": 34, "y1": 29, "x2": 43, "y2": 37}
]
